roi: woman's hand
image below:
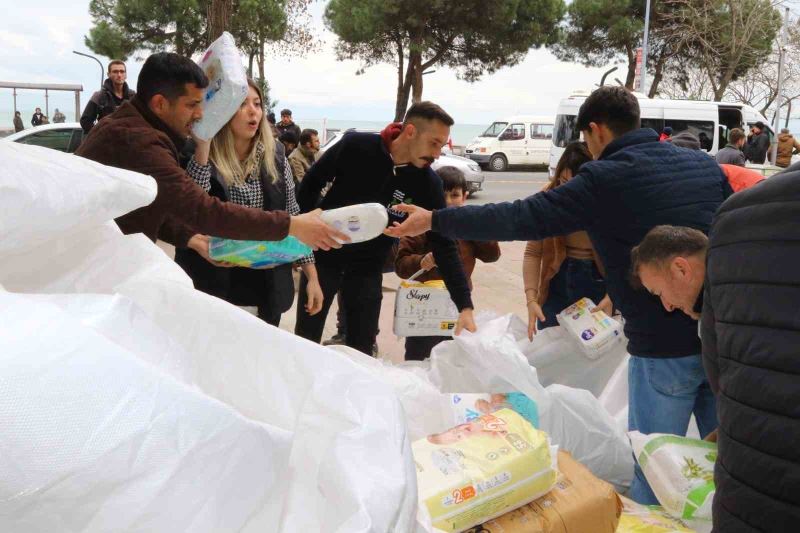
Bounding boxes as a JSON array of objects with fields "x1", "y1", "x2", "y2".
[
  {"x1": 305, "y1": 277, "x2": 324, "y2": 315},
  {"x1": 187, "y1": 234, "x2": 237, "y2": 267},
  {"x1": 592, "y1": 294, "x2": 614, "y2": 316},
  {"x1": 190, "y1": 136, "x2": 212, "y2": 166},
  {"x1": 526, "y1": 300, "x2": 545, "y2": 341}
]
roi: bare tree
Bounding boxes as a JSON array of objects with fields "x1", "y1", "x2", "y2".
[
  {"x1": 657, "y1": 65, "x2": 717, "y2": 100},
  {"x1": 661, "y1": 0, "x2": 782, "y2": 101}
]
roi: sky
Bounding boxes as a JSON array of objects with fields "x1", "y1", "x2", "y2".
[{"x1": 0, "y1": 1, "x2": 614, "y2": 126}]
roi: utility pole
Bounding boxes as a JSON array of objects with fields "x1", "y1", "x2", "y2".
[
  {"x1": 640, "y1": 0, "x2": 652, "y2": 95},
  {"x1": 73, "y1": 51, "x2": 104, "y2": 89},
  {"x1": 771, "y1": 7, "x2": 790, "y2": 166}
]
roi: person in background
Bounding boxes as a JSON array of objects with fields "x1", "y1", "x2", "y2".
[
  {"x1": 267, "y1": 111, "x2": 280, "y2": 137},
  {"x1": 295, "y1": 101, "x2": 475, "y2": 356},
  {"x1": 13, "y1": 111, "x2": 24, "y2": 132},
  {"x1": 395, "y1": 166, "x2": 500, "y2": 360},
  {"x1": 52, "y1": 108, "x2": 66, "y2": 123},
  {"x1": 31, "y1": 107, "x2": 44, "y2": 126},
  {"x1": 385, "y1": 86, "x2": 729, "y2": 504},
  {"x1": 522, "y1": 141, "x2": 608, "y2": 340},
  {"x1": 276, "y1": 108, "x2": 301, "y2": 139},
  {"x1": 658, "y1": 126, "x2": 672, "y2": 141},
  {"x1": 715, "y1": 128, "x2": 746, "y2": 166},
  {"x1": 75, "y1": 52, "x2": 346, "y2": 255},
  {"x1": 175, "y1": 78, "x2": 323, "y2": 327},
  {"x1": 288, "y1": 128, "x2": 320, "y2": 184},
  {"x1": 774, "y1": 127, "x2": 800, "y2": 168},
  {"x1": 670, "y1": 131, "x2": 764, "y2": 193},
  {"x1": 745, "y1": 121, "x2": 770, "y2": 164},
  {"x1": 80, "y1": 60, "x2": 136, "y2": 133},
  {"x1": 279, "y1": 130, "x2": 298, "y2": 157}
]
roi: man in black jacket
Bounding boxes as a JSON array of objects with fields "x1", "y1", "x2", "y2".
[
  {"x1": 386, "y1": 87, "x2": 730, "y2": 501},
  {"x1": 701, "y1": 170, "x2": 800, "y2": 531},
  {"x1": 295, "y1": 101, "x2": 474, "y2": 356},
  {"x1": 80, "y1": 60, "x2": 136, "y2": 133},
  {"x1": 744, "y1": 121, "x2": 770, "y2": 164}
]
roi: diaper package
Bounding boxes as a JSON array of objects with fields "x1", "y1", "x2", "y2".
[
  {"x1": 465, "y1": 451, "x2": 622, "y2": 533},
  {"x1": 208, "y1": 236, "x2": 311, "y2": 268},
  {"x1": 394, "y1": 279, "x2": 459, "y2": 337},
  {"x1": 193, "y1": 31, "x2": 249, "y2": 140},
  {"x1": 447, "y1": 393, "x2": 539, "y2": 430},
  {"x1": 630, "y1": 432, "x2": 716, "y2": 521},
  {"x1": 320, "y1": 203, "x2": 388, "y2": 244},
  {"x1": 617, "y1": 496, "x2": 698, "y2": 533},
  {"x1": 414, "y1": 408, "x2": 557, "y2": 532},
  {"x1": 556, "y1": 298, "x2": 623, "y2": 359}
]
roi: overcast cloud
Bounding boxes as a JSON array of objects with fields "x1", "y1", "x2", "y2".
[{"x1": 0, "y1": 1, "x2": 614, "y2": 125}]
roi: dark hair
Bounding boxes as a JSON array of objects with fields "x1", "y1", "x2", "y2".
[
  {"x1": 279, "y1": 130, "x2": 298, "y2": 145},
  {"x1": 548, "y1": 141, "x2": 592, "y2": 190},
  {"x1": 108, "y1": 60, "x2": 126, "y2": 73},
  {"x1": 662, "y1": 126, "x2": 673, "y2": 135},
  {"x1": 267, "y1": 112, "x2": 276, "y2": 124},
  {"x1": 728, "y1": 128, "x2": 745, "y2": 144},
  {"x1": 576, "y1": 86, "x2": 640, "y2": 137},
  {"x1": 299, "y1": 128, "x2": 318, "y2": 146},
  {"x1": 15, "y1": 111, "x2": 20, "y2": 116},
  {"x1": 630, "y1": 225, "x2": 708, "y2": 287},
  {"x1": 436, "y1": 166, "x2": 467, "y2": 193},
  {"x1": 280, "y1": 108, "x2": 292, "y2": 116},
  {"x1": 137, "y1": 52, "x2": 208, "y2": 104},
  {"x1": 404, "y1": 101, "x2": 454, "y2": 127},
  {"x1": 754, "y1": 121, "x2": 766, "y2": 130}
]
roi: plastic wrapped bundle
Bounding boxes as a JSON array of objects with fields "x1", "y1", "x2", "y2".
[{"x1": 193, "y1": 31, "x2": 249, "y2": 140}]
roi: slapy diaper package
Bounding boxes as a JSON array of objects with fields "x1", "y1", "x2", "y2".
[
  {"x1": 320, "y1": 203, "x2": 388, "y2": 244},
  {"x1": 208, "y1": 236, "x2": 311, "y2": 268},
  {"x1": 193, "y1": 31, "x2": 249, "y2": 140},
  {"x1": 556, "y1": 298, "x2": 623, "y2": 359},
  {"x1": 394, "y1": 279, "x2": 459, "y2": 337},
  {"x1": 630, "y1": 432, "x2": 716, "y2": 522},
  {"x1": 413, "y1": 408, "x2": 557, "y2": 532}
]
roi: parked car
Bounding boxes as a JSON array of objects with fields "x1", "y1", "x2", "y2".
[
  {"x1": 464, "y1": 115, "x2": 554, "y2": 171},
  {"x1": 319, "y1": 129, "x2": 484, "y2": 195},
  {"x1": 3, "y1": 123, "x2": 84, "y2": 153}
]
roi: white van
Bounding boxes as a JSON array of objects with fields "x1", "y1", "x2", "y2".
[
  {"x1": 465, "y1": 115, "x2": 554, "y2": 171},
  {"x1": 549, "y1": 90, "x2": 771, "y2": 176}
]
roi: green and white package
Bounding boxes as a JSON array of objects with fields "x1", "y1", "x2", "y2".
[{"x1": 630, "y1": 432, "x2": 717, "y2": 521}]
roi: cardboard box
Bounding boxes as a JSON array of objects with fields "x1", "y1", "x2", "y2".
[
  {"x1": 556, "y1": 298, "x2": 624, "y2": 359},
  {"x1": 394, "y1": 280, "x2": 459, "y2": 337},
  {"x1": 465, "y1": 451, "x2": 622, "y2": 533}
]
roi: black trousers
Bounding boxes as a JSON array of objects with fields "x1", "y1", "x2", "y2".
[
  {"x1": 295, "y1": 262, "x2": 383, "y2": 356},
  {"x1": 404, "y1": 336, "x2": 447, "y2": 361}
]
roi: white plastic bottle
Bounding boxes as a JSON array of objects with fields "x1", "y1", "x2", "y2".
[{"x1": 320, "y1": 203, "x2": 389, "y2": 244}]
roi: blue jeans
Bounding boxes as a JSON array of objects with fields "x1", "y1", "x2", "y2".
[
  {"x1": 628, "y1": 355, "x2": 718, "y2": 504},
  {"x1": 538, "y1": 257, "x2": 606, "y2": 329}
]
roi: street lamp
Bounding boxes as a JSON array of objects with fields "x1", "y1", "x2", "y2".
[{"x1": 73, "y1": 50, "x2": 105, "y2": 89}]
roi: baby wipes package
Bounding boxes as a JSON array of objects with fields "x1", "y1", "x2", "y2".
[
  {"x1": 556, "y1": 298, "x2": 623, "y2": 359},
  {"x1": 630, "y1": 432, "x2": 716, "y2": 521},
  {"x1": 208, "y1": 236, "x2": 311, "y2": 268},
  {"x1": 193, "y1": 31, "x2": 249, "y2": 140},
  {"x1": 320, "y1": 203, "x2": 388, "y2": 244},
  {"x1": 413, "y1": 408, "x2": 557, "y2": 532},
  {"x1": 394, "y1": 279, "x2": 459, "y2": 337},
  {"x1": 617, "y1": 496, "x2": 697, "y2": 533},
  {"x1": 447, "y1": 393, "x2": 539, "y2": 430}
]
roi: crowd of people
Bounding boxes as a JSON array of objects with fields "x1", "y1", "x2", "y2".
[{"x1": 54, "y1": 49, "x2": 796, "y2": 531}]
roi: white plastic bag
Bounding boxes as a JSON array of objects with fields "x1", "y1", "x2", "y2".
[
  {"x1": 0, "y1": 142, "x2": 156, "y2": 254},
  {"x1": 0, "y1": 290, "x2": 292, "y2": 533},
  {"x1": 630, "y1": 432, "x2": 717, "y2": 521},
  {"x1": 336, "y1": 314, "x2": 635, "y2": 492},
  {"x1": 193, "y1": 31, "x2": 249, "y2": 140},
  {"x1": 0, "y1": 145, "x2": 418, "y2": 532}
]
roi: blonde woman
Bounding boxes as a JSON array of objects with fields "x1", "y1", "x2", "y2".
[{"x1": 176, "y1": 79, "x2": 323, "y2": 325}]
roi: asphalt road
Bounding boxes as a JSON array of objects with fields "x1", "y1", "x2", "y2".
[{"x1": 468, "y1": 169, "x2": 550, "y2": 205}]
